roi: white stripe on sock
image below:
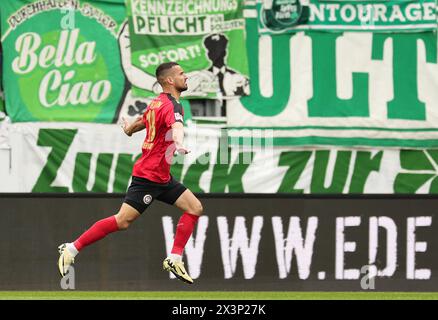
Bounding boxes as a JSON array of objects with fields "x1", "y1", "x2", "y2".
[{"x1": 66, "y1": 243, "x2": 79, "y2": 257}]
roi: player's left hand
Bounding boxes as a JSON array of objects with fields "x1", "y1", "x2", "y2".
[{"x1": 175, "y1": 147, "x2": 190, "y2": 155}]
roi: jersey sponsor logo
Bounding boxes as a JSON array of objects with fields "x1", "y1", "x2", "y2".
[
  {"x1": 142, "y1": 141, "x2": 154, "y2": 150},
  {"x1": 143, "y1": 194, "x2": 153, "y2": 204}
]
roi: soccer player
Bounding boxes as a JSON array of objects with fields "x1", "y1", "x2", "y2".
[{"x1": 57, "y1": 62, "x2": 202, "y2": 284}]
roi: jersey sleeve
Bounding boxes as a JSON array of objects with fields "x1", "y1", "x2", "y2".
[
  {"x1": 165, "y1": 100, "x2": 184, "y2": 127},
  {"x1": 142, "y1": 110, "x2": 148, "y2": 127}
]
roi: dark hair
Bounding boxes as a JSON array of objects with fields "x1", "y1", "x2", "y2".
[
  {"x1": 155, "y1": 62, "x2": 179, "y2": 79},
  {"x1": 203, "y1": 33, "x2": 228, "y2": 50}
]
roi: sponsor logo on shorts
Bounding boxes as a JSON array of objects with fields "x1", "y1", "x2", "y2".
[{"x1": 143, "y1": 194, "x2": 153, "y2": 204}]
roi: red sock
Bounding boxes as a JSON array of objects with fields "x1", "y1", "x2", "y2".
[
  {"x1": 73, "y1": 216, "x2": 119, "y2": 251},
  {"x1": 171, "y1": 212, "x2": 200, "y2": 255}
]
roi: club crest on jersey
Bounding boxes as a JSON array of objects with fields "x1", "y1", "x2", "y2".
[{"x1": 143, "y1": 194, "x2": 153, "y2": 204}]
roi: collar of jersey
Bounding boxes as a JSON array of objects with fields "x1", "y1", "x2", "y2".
[{"x1": 162, "y1": 92, "x2": 179, "y2": 103}]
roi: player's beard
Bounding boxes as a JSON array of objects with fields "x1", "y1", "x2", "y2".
[{"x1": 177, "y1": 83, "x2": 188, "y2": 93}]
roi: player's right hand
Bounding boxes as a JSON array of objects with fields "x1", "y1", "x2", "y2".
[{"x1": 121, "y1": 117, "x2": 131, "y2": 136}]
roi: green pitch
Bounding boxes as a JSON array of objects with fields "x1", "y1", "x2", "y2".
[{"x1": 0, "y1": 291, "x2": 438, "y2": 300}]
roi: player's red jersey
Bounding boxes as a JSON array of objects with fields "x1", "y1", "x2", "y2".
[{"x1": 132, "y1": 93, "x2": 184, "y2": 183}]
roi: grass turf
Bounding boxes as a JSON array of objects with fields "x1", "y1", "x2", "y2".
[{"x1": 0, "y1": 291, "x2": 437, "y2": 300}]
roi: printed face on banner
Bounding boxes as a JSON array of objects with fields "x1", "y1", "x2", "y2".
[{"x1": 126, "y1": 0, "x2": 250, "y2": 100}]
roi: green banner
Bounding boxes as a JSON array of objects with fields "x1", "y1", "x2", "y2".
[
  {"x1": 0, "y1": 44, "x2": 4, "y2": 115},
  {"x1": 0, "y1": 95, "x2": 3, "y2": 116},
  {"x1": 256, "y1": 0, "x2": 437, "y2": 34},
  {"x1": 2, "y1": 122, "x2": 438, "y2": 194},
  {"x1": 127, "y1": 0, "x2": 250, "y2": 99},
  {"x1": 227, "y1": 2, "x2": 438, "y2": 148},
  {"x1": 0, "y1": 0, "x2": 128, "y2": 123}
]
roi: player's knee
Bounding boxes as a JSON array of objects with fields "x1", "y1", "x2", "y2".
[
  {"x1": 117, "y1": 219, "x2": 131, "y2": 231},
  {"x1": 191, "y1": 201, "x2": 203, "y2": 216},
  {"x1": 115, "y1": 214, "x2": 133, "y2": 231}
]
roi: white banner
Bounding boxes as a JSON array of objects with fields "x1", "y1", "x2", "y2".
[{"x1": 1, "y1": 122, "x2": 438, "y2": 194}]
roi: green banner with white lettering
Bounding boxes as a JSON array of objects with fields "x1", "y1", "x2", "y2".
[
  {"x1": 0, "y1": 44, "x2": 4, "y2": 116},
  {"x1": 227, "y1": 2, "x2": 438, "y2": 148},
  {"x1": 0, "y1": 0, "x2": 129, "y2": 123},
  {"x1": 1, "y1": 122, "x2": 438, "y2": 193},
  {"x1": 126, "y1": 0, "x2": 250, "y2": 99},
  {"x1": 255, "y1": 0, "x2": 437, "y2": 34}
]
